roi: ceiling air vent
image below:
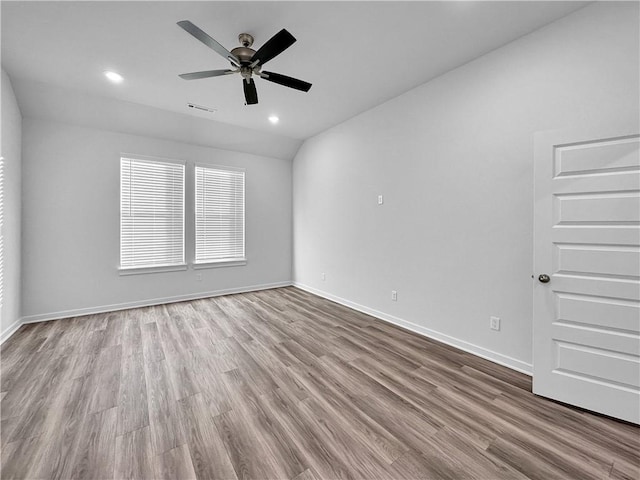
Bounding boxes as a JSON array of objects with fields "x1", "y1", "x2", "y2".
[{"x1": 187, "y1": 103, "x2": 216, "y2": 113}]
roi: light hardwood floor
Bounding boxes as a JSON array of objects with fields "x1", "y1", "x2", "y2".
[{"x1": 1, "y1": 287, "x2": 638, "y2": 479}]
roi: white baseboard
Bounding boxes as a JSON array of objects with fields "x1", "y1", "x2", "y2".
[
  {"x1": 293, "y1": 282, "x2": 533, "y2": 376},
  {"x1": 0, "y1": 317, "x2": 24, "y2": 345},
  {"x1": 17, "y1": 281, "x2": 292, "y2": 327}
]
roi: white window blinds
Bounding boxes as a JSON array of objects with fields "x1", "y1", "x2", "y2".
[
  {"x1": 0, "y1": 157, "x2": 4, "y2": 311},
  {"x1": 195, "y1": 165, "x2": 245, "y2": 264},
  {"x1": 120, "y1": 157, "x2": 185, "y2": 269}
]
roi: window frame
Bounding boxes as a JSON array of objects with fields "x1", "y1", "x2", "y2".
[
  {"x1": 119, "y1": 154, "x2": 187, "y2": 275},
  {"x1": 193, "y1": 163, "x2": 246, "y2": 268},
  {"x1": 0, "y1": 156, "x2": 4, "y2": 311}
]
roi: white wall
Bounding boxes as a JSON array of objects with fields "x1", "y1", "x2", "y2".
[
  {"x1": 0, "y1": 70, "x2": 23, "y2": 339},
  {"x1": 292, "y1": 2, "x2": 639, "y2": 372},
  {"x1": 21, "y1": 118, "x2": 292, "y2": 320}
]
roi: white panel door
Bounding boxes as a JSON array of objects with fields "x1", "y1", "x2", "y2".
[{"x1": 533, "y1": 125, "x2": 640, "y2": 424}]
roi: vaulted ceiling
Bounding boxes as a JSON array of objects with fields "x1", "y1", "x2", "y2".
[{"x1": 2, "y1": 1, "x2": 587, "y2": 142}]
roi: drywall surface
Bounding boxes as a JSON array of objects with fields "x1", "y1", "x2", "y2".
[
  {"x1": 292, "y1": 2, "x2": 639, "y2": 370},
  {"x1": 12, "y1": 79, "x2": 302, "y2": 162},
  {"x1": 21, "y1": 118, "x2": 292, "y2": 319},
  {"x1": 0, "y1": 69, "x2": 23, "y2": 338}
]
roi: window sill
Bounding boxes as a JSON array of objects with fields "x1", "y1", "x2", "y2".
[
  {"x1": 119, "y1": 264, "x2": 188, "y2": 276},
  {"x1": 193, "y1": 259, "x2": 247, "y2": 269}
]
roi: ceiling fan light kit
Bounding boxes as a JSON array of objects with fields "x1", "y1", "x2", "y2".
[{"x1": 177, "y1": 21, "x2": 312, "y2": 106}]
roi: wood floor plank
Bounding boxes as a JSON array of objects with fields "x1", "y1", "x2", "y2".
[
  {"x1": 291, "y1": 467, "x2": 322, "y2": 480},
  {"x1": 155, "y1": 310, "x2": 200, "y2": 401},
  {"x1": 86, "y1": 311, "x2": 109, "y2": 332},
  {"x1": 215, "y1": 408, "x2": 292, "y2": 480},
  {"x1": 88, "y1": 345, "x2": 122, "y2": 414},
  {"x1": 196, "y1": 368, "x2": 234, "y2": 417},
  {"x1": 114, "y1": 425, "x2": 155, "y2": 480},
  {"x1": 413, "y1": 358, "x2": 503, "y2": 402},
  {"x1": 193, "y1": 298, "x2": 236, "y2": 338},
  {"x1": 333, "y1": 324, "x2": 423, "y2": 372},
  {"x1": 390, "y1": 448, "x2": 472, "y2": 480},
  {"x1": 69, "y1": 406, "x2": 118, "y2": 480},
  {"x1": 215, "y1": 368, "x2": 307, "y2": 479},
  {"x1": 1, "y1": 348, "x2": 57, "y2": 421},
  {"x1": 389, "y1": 450, "x2": 435, "y2": 480},
  {"x1": 102, "y1": 312, "x2": 126, "y2": 348},
  {"x1": 185, "y1": 304, "x2": 205, "y2": 330},
  {"x1": 496, "y1": 390, "x2": 640, "y2": 467},
  {"x1": 227, "y1": 295, "x2": 287, "y2": 346},
  {"x1": 1, "y1": 417, "x2": 18, "y2": 447},
  {"x1": 1, "y1": 323, "x2": 45, "y2": 364},
  {"x1": 65, "y1": 351, "x2": 98, "y2": 380},
  {"x1": 258, "y1": 388, "x2": 356, "y2": 480},
  {"x1": 411, "y1": 387, "x2": 503, "y2": 450},
  {"x1": 241, "y1": 339, "x2": 310, "y2": 401},
  {"x1": 363, "y1": 323, "x2": 467, "y2": 369},
  {"x1": 117, "y1": 352, "x2": 149, "y2": 436},
  {"x1": 609, "y1": 459, "x2": 640, "y2": 480},
  {"x1": 79, "y1": 329, "x2": 106, "y2": 355},
  {"x1": 144, "y1": 359, "x2": 185, "y2": 455},
  {"x1": 296, "y1": 396, "x2": 400, "y2": 479},
  {"x1": 155, "y1": 444, "x2": 197, "y2": 480},
  {"x1": 212, "y1": 296, "x2": 254, "y2": 343},
  {"x1": 1, "y1": 287, "x2": 636, "y2": 479},
  {"x1": 1, "y1": 436, "x2": 44, "y2": 480},
  {"x1": 177, "y1": 393, "x2": 237, "y2": 480},
  {"x1": 487, "y1": 431, "x2": 606, "y2": 480},
  {"x1": 141, "y1": 322, "x2": 165, "y2": 363},
  {"x1": 121, "y1": 309, "x2": 143, "y2": 358},
  {"x1": 276, "y1": 339, "x2": 320, "y2": 368},
  {"x1": 6, "y1": 354, "x2": 76, "y2": 442},
  {"x1": 23, "y1": 377, "x2": 90, "y2": 479},
  {"x1": 317, "y1": 355, "x2": 440, "y2": 436},
  {"x1": 36, "y1": 318, "x2": 70, "y2": 354},
  {"x1": 139, "y1": 306, "x2": 159, "y2": 326},
  {"x1": 488, "y1": 393, "x2": 616, "y2": 475},
  {"x1": 349, "y1": 355, "x2": 437, "y2": 401},
  {"x1": 291, "y1": 361, "x2": 408, "y2": 464},
  {"x1": 433, "y1": 427, "x2": 528, "y2": 480},
  {"x1": 192, "y1": 330, "x2": 239, "y2": 375},
  {"x1": 225, "y1": 337, "x2": 279, "y2": 394}
]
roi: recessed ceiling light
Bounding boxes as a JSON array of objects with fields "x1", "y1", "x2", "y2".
[
  {"x1": 268, "y1": 115, "x2": 279, "y2": 124},
  {"x1": 104, "y1": 71, "x2": 124, "y2": 83}
]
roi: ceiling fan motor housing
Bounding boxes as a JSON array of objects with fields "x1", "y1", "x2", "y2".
[{"x1": 231, "y1": 46, "x2": 257, "y2": 65}]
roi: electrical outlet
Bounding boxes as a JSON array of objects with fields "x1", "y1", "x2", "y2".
[
  {"x1": 196, "y1": 273, "x2": 202, "y2": 282},
  {"x1": 490, "y1": 316, "x2": 500, "y2": 331},
  {"x1": 321, "y1": 272, "x2": 326, "y2": 281},
  {"x1": 378, "y1": 194, "x2": 384, "y2": 205},
  {"x1": 391, "y1": 290, "x2": 397, "y2": 301}
]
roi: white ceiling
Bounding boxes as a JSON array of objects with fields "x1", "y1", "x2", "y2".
[{"x1": 2, "y1": 1, "x2": 587, "y2": 141}]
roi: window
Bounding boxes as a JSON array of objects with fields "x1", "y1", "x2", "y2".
[
  {"x1": 120, "y1": 156, "x2": 185, "y2": 271},
  {"x1": 195, "y1": 165, "x2": 245, "y2": 265},
  {"x1": 0, "y1": 156, "x2": 3, "y2": 311}
]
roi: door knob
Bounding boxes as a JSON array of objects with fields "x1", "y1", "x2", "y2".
[{"x1": 538, "y1": 274, "x2": 551, "y2": 283}]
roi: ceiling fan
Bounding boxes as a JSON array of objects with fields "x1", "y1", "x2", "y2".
[{"x1": 177, "y1": 21, "x2": 312, "y2": 105}]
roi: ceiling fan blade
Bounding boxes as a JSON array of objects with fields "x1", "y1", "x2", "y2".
[
  {"x1": 250, "y1": 29, "x2": 296, "y2": 67},
  {"x1": 179, "y1": 69, "x2": 235, "y2": 80},
  {"x1": 177, "y1": 21, "x2": 240, "y2": 67},
  {"x1": 260, "y1": 71, "x2": 312, "y2": 92},
  {"x1": 243, "y1": 78, "x2": 258, "y2": 105}
]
